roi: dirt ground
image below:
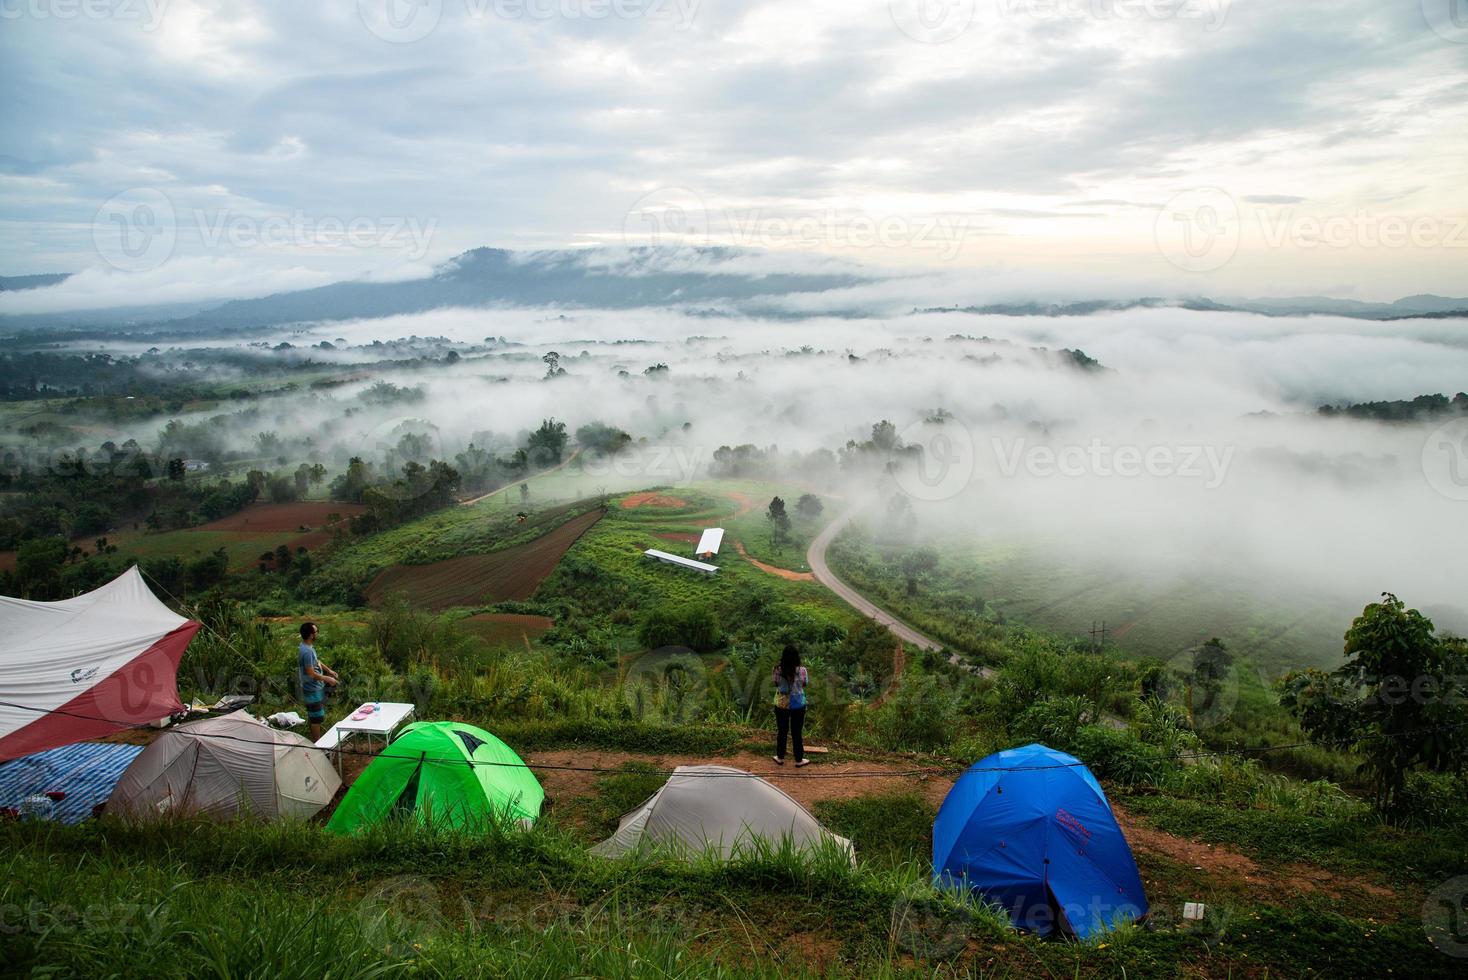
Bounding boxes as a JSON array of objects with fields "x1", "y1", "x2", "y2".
[
  {"x1": 620, "y1": 492, "x2": 688, "y2": 510},
  {"x1": 733, "y1": 539, "x2": 814, "y2": 581},
  {"x1": 525, "y1": 749, "x2": 959, "y2": 813},
  {"x1": 522, "y1": 748, "x2": 1404, "y2": 912},
  {"x1": 365, "y1": 509, "x2": 604, "y2": 609}
]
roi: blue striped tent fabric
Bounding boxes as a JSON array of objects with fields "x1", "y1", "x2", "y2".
[{"x1": 0, "y1": 742, "x2": 144, "y2": 824}]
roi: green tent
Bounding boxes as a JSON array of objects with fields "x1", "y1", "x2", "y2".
[{"x1": 326, "y1": 721, "x2": 543, "y2": 833}]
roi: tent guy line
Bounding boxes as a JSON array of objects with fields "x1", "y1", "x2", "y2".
[{"x1": 1, "y1": 698, "x2": 1463, "y2": 780}]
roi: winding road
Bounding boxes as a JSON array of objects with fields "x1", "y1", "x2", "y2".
[
  {"x1": 806, "y1": 508, "x2": 993, "y2": 677},
  {"x1": 806, "y1": 508, "x2": 942, "y2": 651}
]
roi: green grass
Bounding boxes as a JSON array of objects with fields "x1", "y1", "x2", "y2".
[
  {"x1": 3, "y1": 810, "x2": 1460, "y2": 979},
  {"x1": 813, "y1": 792, "x2": 936, "y2": 873}
]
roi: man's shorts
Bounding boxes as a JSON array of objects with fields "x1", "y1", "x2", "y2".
[{"x1": 305, "y1": 698, "x2": 325, "y2": 724}]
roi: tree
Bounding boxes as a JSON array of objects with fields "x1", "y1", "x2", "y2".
[
  {"x1": 542, "y1": 351, "x2": 565, "y2": 379},
  {"x1": 526, "y1": 419, "x2": 568, "y2": 466},
  {"x1": 16, "y1": 537, "x2": 67, "y2": 600},
  {"x1": 899, "y1": 547, "x2": 939, "y2": 596},
  {"x1": 166, "y1": 457, "x2": 186, "y2": 481},
  {"x1": 766, "y1": 495, "x2": 791, "y2": 548},
  {"x1": 1280, "y1": 594, "x2": 1468, "y2": 816},
  {"x1": 294, "y1": 463, "x2": 311, "y2": 496},
  {"x1": 575, "y1": 422, "x2": 632, "y2": 456},
  {"x1": 795, "y1": 493, "x2": 824, "y2": 520},
  {"x1": 1189, "y1": 637, "x2": 1234, "y2": 721}
]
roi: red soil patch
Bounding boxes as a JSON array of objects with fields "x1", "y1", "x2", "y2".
[
  {"x1": 365, "y1": 508, "x2": 605, "y2": 610},
  {"x1": 724, "y1": 490, "x2": 756, "y2": 517},
  {"x1": 459, "y1": 612, "x2": 554, "y2": 647},
  {"x1": 734, "y1": 539, "x2": 814, "y2": 581},
  {"x1": 197, "y1": 502, "x2": 364, "y2": 533},
  {"x1": 695, "y1": 490, "x2": 758, "y2": 527},
  {"x1": 0, "y1": 551, "x2": 15, "y2": 573},
  {"x1": 619, "y1": 492, "x2": 688, "y2": 510},
  {"x1": 654, "y1": 532, "x2": 700, "y2": 544}
]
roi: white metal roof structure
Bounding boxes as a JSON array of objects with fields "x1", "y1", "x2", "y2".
[
  {"x1": 695, "y1": 528, "x2": 724, "y2": 557},
  {"x1": 643, "y1": 549, "x2": 719, "y2": 574}
]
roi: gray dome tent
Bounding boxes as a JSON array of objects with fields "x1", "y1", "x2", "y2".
[
  {"x1": 108, "y1": 710, "x2": 340, "y2": 821},
  {"x1": 591, "y1": 765, "x2": 854, "y2": 862}
]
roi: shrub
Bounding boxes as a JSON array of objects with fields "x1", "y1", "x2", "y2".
[
  {"x1": 636, "y1": 603, "x2": 722, "y2": 652},
  {"x1": 878, "y1": 672, "x2": 958, "y2": 752}
]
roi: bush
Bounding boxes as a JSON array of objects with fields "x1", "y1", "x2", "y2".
[
  {"x1": 877, "y1": 672, "x2": 958, "y2": 752},
  {"x1": 636, "y1": 603, "x2": 722, "y2": 652}
]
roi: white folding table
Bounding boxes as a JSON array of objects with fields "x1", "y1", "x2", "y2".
[{"x1": 315, "y1": 702, "x2": 416, "y2": 774}]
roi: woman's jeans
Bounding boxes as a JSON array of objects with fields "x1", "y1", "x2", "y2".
[{"x1": 774, "y1": 706, "x2": 805, "y2": 761}]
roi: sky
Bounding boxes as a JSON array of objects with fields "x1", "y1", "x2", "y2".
[{"x1": 1, "y1": 0, "x2": 1466, "y2": 303}]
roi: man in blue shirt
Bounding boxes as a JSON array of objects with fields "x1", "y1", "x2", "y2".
[{"x1": 298, "y1": 622, "x2": 338, "y2": 741}]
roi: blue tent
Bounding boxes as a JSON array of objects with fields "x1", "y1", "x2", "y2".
[{"x1": 932, "y1": 743, "x2": 1148, "y2": 938}]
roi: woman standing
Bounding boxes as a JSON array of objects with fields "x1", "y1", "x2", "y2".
[{"x1": 772, "y1": 645, "x2": 809, "y2": 767}]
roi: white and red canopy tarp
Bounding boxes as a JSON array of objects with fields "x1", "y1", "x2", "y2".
[{"x1": 0, "y1": 567, "x2": 200, "y2": 762}]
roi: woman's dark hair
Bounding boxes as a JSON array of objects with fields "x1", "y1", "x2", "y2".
[
  {"x1": 779, "y1": 645, "x2": 801, "y2": 683},
  {"x1": 300, "y1": 622, "x2": 317, "y2": 641}
]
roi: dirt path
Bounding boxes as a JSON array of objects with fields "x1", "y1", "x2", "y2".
[
  {"x1": 724, "y1": 490, "x2": 756, "y2": 517},
  {"x1": 524, "y1": 748, "x2": 957, "y2": 812},
  {"x1": 523, "y1": 748, "x2": 1403, "y2": 910},
  {"x1": 733, "y1": 540, "x2": 814, "y2": 581}
]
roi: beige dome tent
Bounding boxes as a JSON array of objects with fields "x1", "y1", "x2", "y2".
[
  {"x1": 591, "y1": 765, "x2": 854, "y2": 862},
  {"x1": 108, "y1": 710, "x2": 340, "y2": 821}
]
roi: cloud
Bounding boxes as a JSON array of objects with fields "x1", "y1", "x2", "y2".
[
  {"x1": 0, "y1": 0, "x2": 1463, "y2": 297},
  {"x1": 0, "y1": 258, "x2": 333, "y2": 314}
]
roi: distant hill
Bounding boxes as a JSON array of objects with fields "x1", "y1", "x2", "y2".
[
  {"x1": 920, "y1": 294, "x2": 1468, "y2": 321},
  {"x1": 152, "y1": 247, "x2": 870, "y2": 334},
  {"x1": 0, "y1": 273, "x2": 70, "y2": 292},
  {"x1": 2, "y1": 247, "x2": 1465, "y2": 336}
]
